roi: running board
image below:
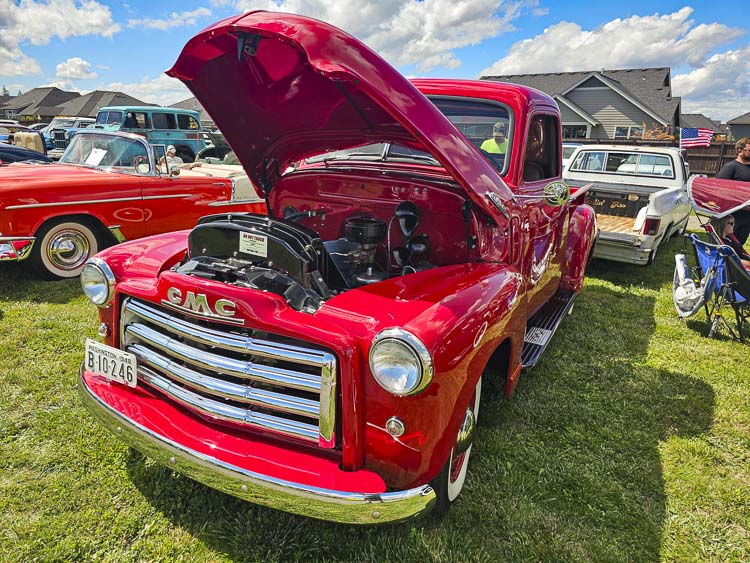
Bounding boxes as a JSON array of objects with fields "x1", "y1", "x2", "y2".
[{"x1": 521, "y1": 290, "x2": 577, "y2": 368}]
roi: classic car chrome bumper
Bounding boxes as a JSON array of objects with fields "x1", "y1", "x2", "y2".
[
  {"x1": 78, "y1": 367, "x2": 436, "y2": 524},
  {"x1": 0, "y1": 237, "x2": 34, "y2": 261}
]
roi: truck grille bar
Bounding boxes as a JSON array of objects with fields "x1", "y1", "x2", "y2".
[
  {"x1": 52, "y1": 130, "x2": 69, "y2": 150},
  {"x1": 120, "y1": 297, "x2": 337, "y2": 447}
]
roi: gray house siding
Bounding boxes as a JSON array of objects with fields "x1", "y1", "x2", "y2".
[
  {"x1": 567, "y1": 88, "x2": 659, "y2": 139},
  {"x1": 558, "y1": 103, "x2": 585, "y2": 123},
  {"x1": 731, "y1": 125, "x2": 750, "y2": 140}
]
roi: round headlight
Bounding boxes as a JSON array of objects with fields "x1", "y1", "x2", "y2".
[
  {"x1": 369, "y1": 328, "x2": 432, "y2": 396},
  {"x1": 80, "y1": 257, "x2": 115, "y2": 306}
]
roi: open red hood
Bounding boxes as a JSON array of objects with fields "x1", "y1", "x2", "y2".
[{"x1": 168, "y1": 11, "x2": 513, "y2": 223}]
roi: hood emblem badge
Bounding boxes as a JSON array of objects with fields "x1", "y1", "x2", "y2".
[{"x1": 163, "y1": 287, "x2": 243, "y2": 325}]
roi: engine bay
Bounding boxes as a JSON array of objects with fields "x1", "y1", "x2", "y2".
[{"x1": 176, "y1": 202, "x2": 439, "y2": 313}]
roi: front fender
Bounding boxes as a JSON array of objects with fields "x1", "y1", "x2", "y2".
[
  {"x1": 561, "y1": 203, "x2": 596, "y2": 293},
  {"x1": 337, "y1": 263, "x2": 525, "y2": 490}
]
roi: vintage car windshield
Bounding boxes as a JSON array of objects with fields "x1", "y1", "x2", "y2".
[
  {"x1": 305, "y1": 100, "x2": 511, "y2": 174},
  {"x1": 59, "y1": 133, "x2": 150, "y2": 174},
  {"x1": 305, "y1": 143, "x2": 440, "y2": 166},
  {"x1": 96, "y1": 111, "x2": 123, "y2": 126}
]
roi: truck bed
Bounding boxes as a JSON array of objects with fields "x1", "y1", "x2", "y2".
[{"x1": 596, "y1": 214, "x2": 635, "y2": 234}]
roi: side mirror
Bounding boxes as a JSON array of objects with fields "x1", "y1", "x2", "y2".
[
  {"x1": 169, "y1": 165, "x2": 180, "y2": 177},
  {"x1": 543, "y1": 181, "x2": 570, "y2": 207}
]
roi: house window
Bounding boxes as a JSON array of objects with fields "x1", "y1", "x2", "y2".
[
  {"x1": 563, "y1": 125, "x2": 587, "y2": 139},
  {"x1": 613, "y1": 126, "x2": 644, "y2": 139}
]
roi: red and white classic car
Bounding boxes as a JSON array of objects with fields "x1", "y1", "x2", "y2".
[
  {"x1": 78, "y1": 12, "x2": 597, "y2": 523},
  {"x1": 0, "y1": 130, "x2": 264, "y2": 278}
]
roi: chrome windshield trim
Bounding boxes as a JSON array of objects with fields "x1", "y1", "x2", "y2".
[{"x1": 79, "y1": 368, "x2": 436, "y2": 524}]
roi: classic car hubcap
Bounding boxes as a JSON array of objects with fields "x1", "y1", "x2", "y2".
[{"x1": 48, "y1": 230, "x2": 90, "y2": 270}]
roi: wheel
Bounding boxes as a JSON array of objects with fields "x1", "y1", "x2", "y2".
[
  {"x1": 31, "y1": 219, "x2": 101, "y2": 279},
  {"x1": 432, "y1": 375, "x2": 482, "y2": 513}
]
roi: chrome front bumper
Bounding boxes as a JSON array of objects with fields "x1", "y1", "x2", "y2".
[
  {"x1": 78, "y1": 366, "x2": 436, "y2": 524},
  {"x1": 0, "y1": 237, "x2": 34, "y2": 261}
]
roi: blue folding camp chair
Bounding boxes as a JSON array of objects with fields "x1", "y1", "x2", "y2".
[{"x1": 674, "y1": 234, "x2": 750, "y2": 341}]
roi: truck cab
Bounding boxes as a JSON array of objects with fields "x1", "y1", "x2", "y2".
[{"x1": 78, "y1": 11, "x2": 596, "y2": 524}]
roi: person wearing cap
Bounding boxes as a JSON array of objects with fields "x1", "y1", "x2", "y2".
[
  {"x1": 481, "y1": 122, "x2": 508, "y2": 154},
  {"x1": 159, "y1": 145, "x2": 184, "y2": 169}
]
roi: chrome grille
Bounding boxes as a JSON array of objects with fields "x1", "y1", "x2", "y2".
[
  {"x1": 52, "y1": 130, "x2": 69, "y2": 150},
  {"x1": 120, "y1": 297, "x2": 337, "y2": 447}
]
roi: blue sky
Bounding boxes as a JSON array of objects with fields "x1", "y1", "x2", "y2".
[{"x1": 1, "y1": 1, "x2": 747, "y2": 120}]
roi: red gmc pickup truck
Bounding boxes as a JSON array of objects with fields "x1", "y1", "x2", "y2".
[{"x1": 78, "y1": 11, "x2": 597, "y2": 524}]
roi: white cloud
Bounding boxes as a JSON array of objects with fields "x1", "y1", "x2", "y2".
[
  {"x1": 56, "y1": 57, "x2": 98, "y2": 80},
  {"x1": 99, "y1": 75, "x2": 193, "y2": 107},
  {"x1": 480, "y1": 7, "x2": 742, "y2": 75},
  {"x1": 0, "y1": 0, "x2": 120, "y2": 77},
  {"x1": 127, "y1": 7, "x2": 212, "y2": 30},
  {"x1": 674, "y1": 44, "x2": 750, "y2": 121},
  {"x1": 231, "y1": 0, "x2": 524, "y2": 71}
]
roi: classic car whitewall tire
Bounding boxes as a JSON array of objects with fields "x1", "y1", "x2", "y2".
[
  {"x1": 432, "y1": 375, "x2": 482, "y2": 512},
  {"x1": 32, "y1": 219, "x2": 101, "y2": 279}
]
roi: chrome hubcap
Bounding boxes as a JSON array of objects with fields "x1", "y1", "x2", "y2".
[{"x1": 48, "y1": 230, "x2": 90, "y2": 270}]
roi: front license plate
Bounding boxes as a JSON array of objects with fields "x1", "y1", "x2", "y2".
[{"x1": 85, "y1": 339, "x2": 138, "y2": 388}]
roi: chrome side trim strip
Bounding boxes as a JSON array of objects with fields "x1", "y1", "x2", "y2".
[
  {"x1": 6, "y1": 193, "x2": 191, "y2": 210},
  {"x1": 137, "y1": 365, "x2": 320, "y2": 442},
  {"x1": 79, "y1": 368, "x2": 436, "y2": 524}
]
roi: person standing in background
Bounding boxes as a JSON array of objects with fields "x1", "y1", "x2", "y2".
[{"x1": 717, "y1": 137, "x2": 750, "y2": 245}]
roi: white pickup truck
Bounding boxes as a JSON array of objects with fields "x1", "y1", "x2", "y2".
[{"x1": 563, "y1": 145, "x2": 691, "y2": 265}]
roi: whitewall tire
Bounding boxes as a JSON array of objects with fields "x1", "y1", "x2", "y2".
[{"x1": 32, "y1": 220, "x2": 101, "y2": 279}]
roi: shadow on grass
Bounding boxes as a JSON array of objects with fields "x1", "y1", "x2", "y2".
[
  {"x1": 0, "y1": 263, "x2": 82, "y2": 304},
  {"x1": 587, "y1": 234, "x2": 686, "y2": 292},
  {"x1": 123, "y1": 278, "x2": 714, "y2": 561}
]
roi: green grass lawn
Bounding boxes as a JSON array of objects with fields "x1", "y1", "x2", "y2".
[{"x1": 1, "y1": 234, "x2": 748, "y2": 562}]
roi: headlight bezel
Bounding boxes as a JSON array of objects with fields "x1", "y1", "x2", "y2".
[
  {"x1": 368, "y1": 328, "x2": 433, "y2": 396},
  {"x1": 80, "y1": 257, "x2": 115, "y2": 307}
]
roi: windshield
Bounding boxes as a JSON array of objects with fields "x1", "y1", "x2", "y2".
[
  {"x1": 306, "y1": 143, "x2": 440, "y2": 166},
  {"x1": 96, "y1": 111, "x2": 123, "y2": 126},
  {"x1": 302, "y1": 99, "x2": 510, "y2": 174},
  {"x1": 59, "y1": 132, "x2": 150, "y2": 174},
  {"x1": 49, "y1": 119, "x2": 76, "y2": 129}
]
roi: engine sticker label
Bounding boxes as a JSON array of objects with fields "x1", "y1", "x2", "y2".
[
  {"x1": 523, "y1": 327, "x2": 552, "y2": 346},
  {"x1": 239, "y1": 231, "x2": 268, "y2": 257}
]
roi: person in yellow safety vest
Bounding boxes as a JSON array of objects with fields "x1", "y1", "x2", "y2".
[{"x1": 481, "y1": 122, "x2": 508, "y2": 154}]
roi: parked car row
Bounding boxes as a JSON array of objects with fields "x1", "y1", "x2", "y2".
[{"x1": 0, "y1": 129, "x2": 264, "y2": 278}]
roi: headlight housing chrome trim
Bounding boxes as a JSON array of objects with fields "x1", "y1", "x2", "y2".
[
  {"x1": 368, "y1": 328, "x2": 433, "y2": 396},
  {"x1": 80, "y1": 257, "x2": 115, "y2": 307}
]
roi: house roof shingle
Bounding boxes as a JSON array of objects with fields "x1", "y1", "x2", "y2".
[
  {"x1": 57, "y1": 90, "x2": 154, "y2": 117},
  {"x1": 482, "y1": 67, "x2": 680, "y2": 125},
  {"x1": 169, "y1": 97, "x2": 214, "y2": 127},
  {"x1": 728, "y1": 111, "x2": 750, "y2": 125},
  {"x1": 0, "y1": 87, "x2": 80, "y2": 115}
]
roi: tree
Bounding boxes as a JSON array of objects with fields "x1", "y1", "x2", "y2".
[{"x1": 1, "y1": 85, "x2": 8, "y2": 96}]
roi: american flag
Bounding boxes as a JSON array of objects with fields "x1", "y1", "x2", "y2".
[{"x1": 680, "y1": 127, "x2": 714, "y2": 148}]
